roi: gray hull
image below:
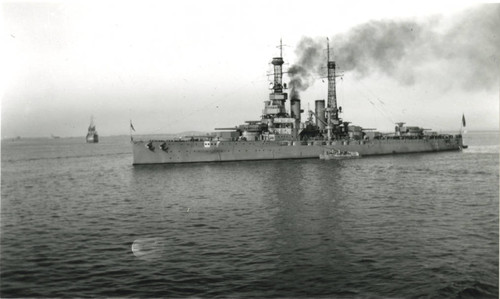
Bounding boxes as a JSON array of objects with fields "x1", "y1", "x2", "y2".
[{"x1": 132, "y1": 137, "x2": 463, "y2": 165}]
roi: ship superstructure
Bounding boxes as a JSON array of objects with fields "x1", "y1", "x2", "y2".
[{"x1": 131, "y1": 40, "x2": 464, "y2": 165}]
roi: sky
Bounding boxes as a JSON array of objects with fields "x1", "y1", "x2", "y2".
[{"x1": 1, "y1": 1, "x2": 499, "y2": 138}]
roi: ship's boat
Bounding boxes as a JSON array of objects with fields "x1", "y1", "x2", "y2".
[
  {"x1": 131, "y1": 39, "x2": 465, "y2": 165},
  {"x1": 320, "y1": 149, "x2": 360, "y2": 160},
  {"x1": 86, "y1": 117, "x2": 99, "y2": 143}
]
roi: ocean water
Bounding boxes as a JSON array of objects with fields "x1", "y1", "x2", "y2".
[{"x1": 1, "y1": 132, "x2": 498, "y2": 298}]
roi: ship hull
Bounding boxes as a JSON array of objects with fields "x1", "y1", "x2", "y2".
[
  {"x1": 86, "y1": 134, "x2": 99, "y2": 143},
  {"x1": 132, "y1": 137, "x2": 463, "y2": 165}
]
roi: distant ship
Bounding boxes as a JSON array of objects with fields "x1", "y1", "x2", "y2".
[
  {"x1": 86, "y1": 117, "x2": 99, "y2": 143},
  {"x1": 51, "y1": 134, "x2": 60, "y2": 139},
  {"x1": 132, "y1": 39, "x2": 464, "y2": 165}
]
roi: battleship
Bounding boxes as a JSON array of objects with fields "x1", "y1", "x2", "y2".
[{"x1": 132, "y1": 40, "x2": 464, "y2": 165}]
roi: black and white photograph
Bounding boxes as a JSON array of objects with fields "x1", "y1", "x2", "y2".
[{"x1": 1, "y1": 1, "x2": 499, "y2": 298}]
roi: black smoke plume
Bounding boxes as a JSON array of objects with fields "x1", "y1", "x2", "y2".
[
  {"x1": 288, "y1": 4, "x2": 500, "y2": 96},
  {"x1": 288, "y1": 37, "x2": 323, "y2": 99}
]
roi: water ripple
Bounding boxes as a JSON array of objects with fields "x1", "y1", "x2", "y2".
[{"x1": 1, "y1": 134, "x2": 498, "y2": 298}]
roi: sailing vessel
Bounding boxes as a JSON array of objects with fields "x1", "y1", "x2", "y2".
[
  {"x1": 131, "y1": 40, "x2": 464, "y2": 165},
  {"x1": 86, "y1": 117, "x2": 99, "y2": 143}
]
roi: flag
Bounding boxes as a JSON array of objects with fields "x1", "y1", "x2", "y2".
[
  {"x1": 130, "y1": 121, "x2": 136, "y2": 132},
  {"x1": 462, "y1": 114, "x2": 466, "y2": 127}
]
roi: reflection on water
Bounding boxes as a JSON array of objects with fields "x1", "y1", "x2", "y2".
[{"x1": 131, "y1": 237, "x2": 165, "y2": 260}]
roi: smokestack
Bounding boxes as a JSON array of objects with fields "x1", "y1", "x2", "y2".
[
  {"x1": 315, "y1": 100, "x2": 326, "y2": 130},
  {"x1": 291, "y1": 98, "x2": 301, "y2": 121},
  {"x1": 290, "y1": 98, "x2": 301, "y2": 140}
]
